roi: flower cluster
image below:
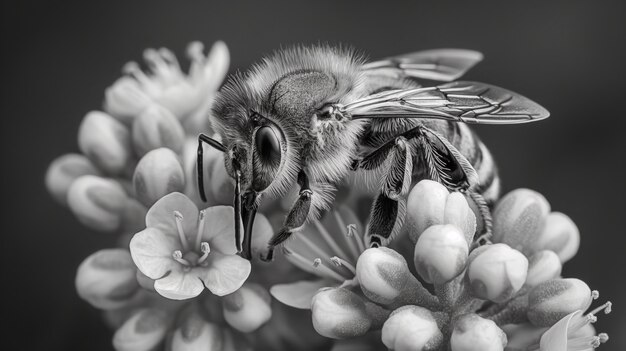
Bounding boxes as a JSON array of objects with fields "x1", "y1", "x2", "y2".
[
  {"x1": 46, "y1": 41, "x2": 613, "y2": 351},
  {"x1": 272, "y1": 180, "x2": 612, "y2": 351}
]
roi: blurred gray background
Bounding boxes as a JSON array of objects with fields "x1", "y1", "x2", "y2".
[{"x1": 2, "y1": 0, "x2": 625, "y2": 350}]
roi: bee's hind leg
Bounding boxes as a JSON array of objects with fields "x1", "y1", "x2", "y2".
[
  {"x1": 262, "y1": 171, "x2": 312, "y2": 262},
  {"x1": 467, "y1": 191, "x2": 493, "y2": 247},
  {"x1": 365, "y1": 137, "x2": 413, "y2": 246}
]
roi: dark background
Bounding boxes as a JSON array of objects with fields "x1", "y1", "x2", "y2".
[{"x1": 2, "y1": 1, "x2": 625, "y2": 350}]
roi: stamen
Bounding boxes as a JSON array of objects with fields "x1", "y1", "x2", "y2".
[
  {"x1": 172, "y1": 250, "x2": 191, "y2": 266},
  {"x1": 195, "y1": 210, "x2": 207, "y2": 251},
  {"x1": 197, "y1": 242, "x2": 211, "y2": 265},
  {"x1": 334, "y1": 211, "x2": 360, "y2": 259},
  {"x1": 158, "y1": 48, "x2": 179, "y2": 67},
  {"x1": 186, "y1": 41, "x2": 205, "y2": 62},
  {"x1": 174, "y1": 211, "x2": 190, "y2": 251},
  {"x1": 567, "y1": 313, "x2": 596, "y2": 335},
  {"x1": 598, "y1": 333, "x2": 609, "y2": 343},
  {"x1": 311, "y1": 257, "x2": 347, "y2": 282},
  {"x1": 143, "y1": 48, "x2": 168, "y2": 73},
  {"x1": 589, "y1": 302, "x2": 612, "y2": 317},
  {"x1": 591, "y1": 290, "x2": 599, "y2": 300},
  {"x1": 298, "y1": 234, "x2": 334, "y2": 262},
  {"x1": 313, "y1": 220, "x2": 350, "y2": 261},
  {"x1": 330, "y1": 256, "x2": 357, "y2": 276},
  {"x1": 567, "y1": 334, "x2": 608, "y2": 349},
  {"x1": 122, "y1": 62, "x2": 151, "y2": 86},
  {"x1": 347, "y1": 224, "x2": 366, "y2": 253}
]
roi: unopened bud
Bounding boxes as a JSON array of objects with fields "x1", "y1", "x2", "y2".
[
  {"x1": 532, "y1": 212, "x2": 580, "y2": 263},
  {"x1": 104, "y1": 76, "x2": 153, "y2": 123},
  {"x1": 170, "y1": 311, "x2": 223, "y2": 351},
  {"x1": 527, "y1": 278, "x2": 592, "y2": 327},
  {"x1": 249, "y1": 214, "x2": 274, "y2": 262},
  {"x1": 75, "y1": 249, "x2": 139, "y2": 310},
  {"x1": 414, "y1": 224, "x2": 469, "y2": 284},
  {"x1": 133, "y1": 148, "x2": 185, "y2": 207},
  {"x1": 492, "y1": 189, "x2": 550, "y2": 255},
  {"x1": 311, "y1": 287, "x2": 371, "y2": 339},
  {"x1": 45, "y1": 154, "x2": 100, "y2": 205},
  {"x1": 132, "y1": 105, "x2": 185, "y2": 156},
  {"x1": 381, "y1": 306, "x2": 443, "y2": 351},
  {"x1": 222, "y1": 283, "x2": 272, "y2": 333},
  {"x1": 77, "y1": 111, "x2": 132, "y2": 175},
  {"x1": 468, "y1": 243, "x2": 528, "y2": 303},
  {"x1": 112, "y1": 308, "x2": 169, "y2": 351},
  {"x1": 450, "y1": 314, "x2": 507, "y2": 351},
  {"x1": 67, "y1": 175, "x2": 127, "y2": 231},
  {"x1": 406, "y1": 180, "x2": 475, "y2": 243},
  {"x1": 525, "y1": 250, "x2": 562, "y2": 288},
  {"x1": 356, "y1": 247, "x2": 415, "y2": 306}
]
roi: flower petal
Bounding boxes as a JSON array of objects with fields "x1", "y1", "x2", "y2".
[
  {"x1": 146, "y1": 192, "x2": 199, "y2": 240},
  {"x1": 198, "y1": 253, "x2": 251, "y2": 296},
  {"x1": 201, "y1": 206, "x2": 241, "y2": 255},
  {"x1": 129, "y1": 227, "x2": 178, "y2": 279},
  {"x1": 539, "y1": 310, "x2": 582, "y2": 351},
  {"x1": 270, "y1": 279, "x2": 332, "y2": 309},
  {"x1": 154, "y1": 270, "x2": 204, "y2": 300}
]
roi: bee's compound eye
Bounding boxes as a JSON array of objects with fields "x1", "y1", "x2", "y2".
[{"x1": 255, "y1": 126, "x2": 281, "y2": 165}]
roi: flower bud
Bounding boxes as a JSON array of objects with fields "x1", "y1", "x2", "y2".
[
  {"x1": 75, "y1": 249, "x2": 140, "y2": 310},
  {"x1": 77, "y1": 111, "x2": 132, "y2": 175},
  {"x1": 104, "y1": 76, "x2": 153, "y2": 123},
  {"x1": 356, "y1": 247, "x2": 416, "y2": 305},
  {"x1": 67, "y1": 175, "x2": 127, "y2": 231},
  {"x1": 532, "y1": 212, "x2": 580, "y2": 263},
  {"x1": 170, "y1": 311, "x2": 223, "y2": 351},
  {"x1": 311, "y1": 287, "x2": 371, "y2": 339},
  {"x1": 45, "y1": 154, "x2": 100, "y2": 205},
  {"x1": 450, "y1": 314, "x2": 507, "y2": 351},
  {"x1": 112, "y1": 308, "x2": 169, "y2": 351},
  {"x1": 525, "y1": 250, "x2": 562, "y2": 288},
  {"x1": 414, "y1": 224, "x2": 469, "y2": 284},
  {"x1": 468, "y1": 243, "x2": 528, "y2": 302},
  {"x1": 249, "y1": 214, "x2": 274, "y2": 262},
  {"x1": 492, "y1": 189, "x2": 550, "y2": 255},
  {"x1": 527, "y1": 278, "x2": 592, "y2": 327},
  {"x1": 222, "y1": 283, "x2": 272, "y2": 333},
  {"x1": 132, "y1": 105, "x2": 185, "y2": 156},
  {"x1": 381, "y1": 306, "x2": 443, "y2": 351},
  {"x1": 133, "y1": 148, "x2": 185, "y2": 207},
  {"x1": 406, "y1": 180, "x2": 475, "y2": 243}
]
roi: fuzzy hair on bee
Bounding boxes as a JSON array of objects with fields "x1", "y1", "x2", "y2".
[{"x1": 198, "y1": 45, "x2": 549, "y2": 261}]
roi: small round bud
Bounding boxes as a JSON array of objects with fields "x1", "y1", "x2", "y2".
[
  {"x1": 414, "y1": 224, "x2": 469, "y2": 284},
  {"x1": 356, "y1": 247, "x2": 414, "y2": 305},
  {"x1": 468, "y1": 243, "x2": 528, "y2": 302},
  {"x1": 249, "y1": 214, "x2": 274, "y2": 263},
  {"x1": 492, "y1": 189, "x2": 550, "y2": 255},
  {"x1": 104, "y1": 76, "x2": 153, "y2": 123},
  {"x1": 311, "y1": 287, "x2": 371, "y2": 339},
  {"x1": 525, "y1": 250, "x2": 562, "y2": 288},
  {"x1": 381, "y1": 306, "x2": 443, "y2": 351},
  {"x1": 532, "y1": 212, "x2": 580, "y2": 263},
  {"x1": 45, "y1": 154, "x2": 100, "y2": 205},
  {"x1": 67, "y1": 175, "x2": 128, "y2": 232},
  {"x1": 527, "y1": 278, "x2": 592, "y2": 327},
  {"x1": 112, "y1": 308, "x2": 169, "y2": 351},
  {"x1": 75, "y1": 249, "x2": 140, "y2": 309},
  {"x1": 450, "y1": 314, "x2": 507, "y2": 351},
  {"x1": 170, "y1": 311, "x2": 223, "y2": 351},
  {"x1": 77, "y1": 111, "x2": 132, "y2": 175},
  {"x1": 133, "y1": 148, "x2": 185, "y2": 207},
  {"x1": 406, "y1": 180, "x2": 476, "y2": 243},
  {"x1": 222, "y1": 283, "x2": 272, "y2": 333},
  {"x1": 132, "y1": 105, "x2": 185, "y2": 156}
]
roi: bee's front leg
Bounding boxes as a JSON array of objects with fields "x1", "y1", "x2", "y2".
[
  {"x1": 262, "y1": 171, "x2": 312, "y2": 262},
  {"x1": 366, "y1": 137, "x2": 413, "y2": 246}
]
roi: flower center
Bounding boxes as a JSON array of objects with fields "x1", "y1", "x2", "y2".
[
  {"x1": 171, "y1": 210, "x2": 211, "y2": 270},
  {"x1": 286, "y1": 210, "x2": 366, "y2": 286}
]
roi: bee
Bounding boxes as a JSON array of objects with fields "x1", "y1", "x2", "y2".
[{"x1": 197, "y1": 46, "x2": 549, "y2": 260}]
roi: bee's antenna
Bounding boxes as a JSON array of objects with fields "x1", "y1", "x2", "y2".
[{"x1": 197, "y1": 133, "x2": 226, "y2": 202}]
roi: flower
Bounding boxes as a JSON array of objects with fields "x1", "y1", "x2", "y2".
[
  {"x1": 381, "y1": 305, "x2": 444, "y2": 351},
  {"x1": 129, "y1": 192, "x2": 251, "y2": 300},
  {"x1": 270, "y1": 206, "x2": 367, "y2": 309}
]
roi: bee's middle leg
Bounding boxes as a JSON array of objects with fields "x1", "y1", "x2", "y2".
[
  {"x1": 262, "y1": 171, "x2": 312, "y2": 261},
  {"x1": 366, "y1": 137, "x2": 413, "y2": 246}
]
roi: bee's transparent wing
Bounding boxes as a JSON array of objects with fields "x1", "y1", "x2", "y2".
[
  {"x1": 342, "y1": 81, "x2": 549, "y2": 124},
  {"x1": 362, "y1": 49, "x2": 483, "y2": 82}
]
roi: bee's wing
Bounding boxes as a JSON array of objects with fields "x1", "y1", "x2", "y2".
[
  {"x1": 343, "y1": 81, "x2": 550, "y2": 124},
  {"x1": 362, "y1": 49, "x2": 483, "y2": 82}
]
